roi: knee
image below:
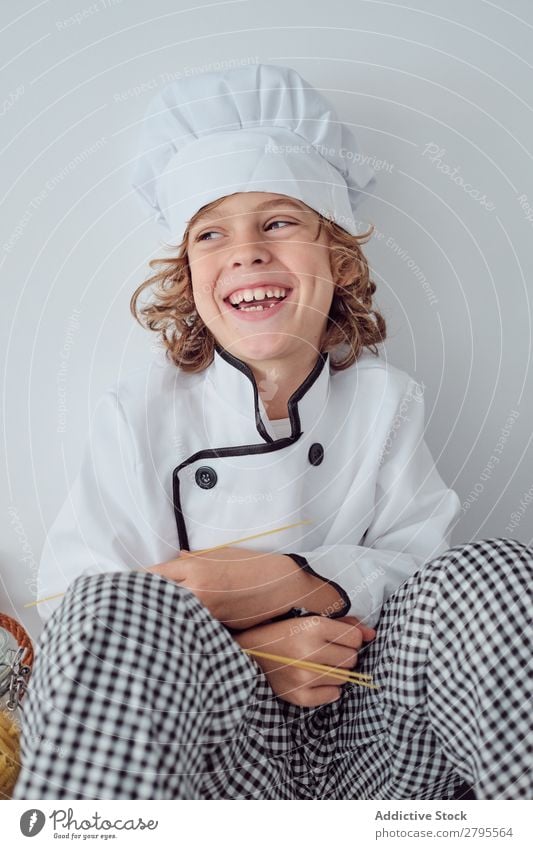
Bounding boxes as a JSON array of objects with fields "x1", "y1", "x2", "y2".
[
  {"x1": 452, "y1": 537, "x2": 531, "y2": 575},
  {"x1": 427, "y1": 537, "x2": 532, "y2": 600},
  {"x1": 60, "y1": 569, "x2": 204, "y2": 628}
]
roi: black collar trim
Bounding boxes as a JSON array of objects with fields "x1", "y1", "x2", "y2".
[
  {"x1": 213, "y1": 342, "x2": 328, "y2": 442},
  {"x1": 172, "y1": 345, "x2": 329, "y2": 549}
]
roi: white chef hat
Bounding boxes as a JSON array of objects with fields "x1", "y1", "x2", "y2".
[{"x1": 131, "y1": 63, "x2": 376, "y2": 244}]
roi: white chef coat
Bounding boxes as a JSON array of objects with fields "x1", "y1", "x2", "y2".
[{"x1": 37, "y1": 344, "x2": 461, "y2": 627}]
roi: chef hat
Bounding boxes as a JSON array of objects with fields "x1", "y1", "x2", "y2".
[{"x1": 131, "y1": 63, "x2": 376, "y2": 244}]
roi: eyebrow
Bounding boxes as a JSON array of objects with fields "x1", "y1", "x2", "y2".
[{"x1": 189, "y1": 197, "x2": 308, "y2": 231}]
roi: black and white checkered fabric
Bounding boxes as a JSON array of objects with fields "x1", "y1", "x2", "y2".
[{"x1": 13, "y1": 537, "x2": 532, "y2": 800}]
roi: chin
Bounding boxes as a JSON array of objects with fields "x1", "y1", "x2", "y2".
[{"x1": 226, "y1": 335, "x2": 289, "y2": 363}]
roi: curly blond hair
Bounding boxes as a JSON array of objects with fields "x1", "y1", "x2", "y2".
[{"x1": 130, "y1": 197, "x2": 386, "y2": 372}]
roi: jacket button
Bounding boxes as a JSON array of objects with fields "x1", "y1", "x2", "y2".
[
  {"x1": 195, "y1": 466, "x2": 218, "y2": 489},
  {"x1": 308, "y1": 443, "x2": 324, "y2": 466}
]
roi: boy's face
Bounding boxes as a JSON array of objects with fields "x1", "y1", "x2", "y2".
[{"x1": 186, "y1": 192, "x2": 336, "y2": 366}]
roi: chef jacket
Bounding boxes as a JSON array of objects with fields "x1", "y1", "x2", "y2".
[{"x1": 36, "y1": 344, "x2": 461, "y2": 627}]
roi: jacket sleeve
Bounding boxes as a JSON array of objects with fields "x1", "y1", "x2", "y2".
[
  {"x1": 286, "y1": 378, "x2": 461, "y2": 628},
  {"x1": 36, "y1": 390, "x2": 152, "y2": 623}
]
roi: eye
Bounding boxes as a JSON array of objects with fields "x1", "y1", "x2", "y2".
[
  {"x1": 195, "y1": 229, "x2": 222, "y2": 242},
  {"x1": 193, "y1": 218, "x2": 297, "y2": 243},
  {"x1": 267, "y1": 219, "x2": 296, "y2": 231}
]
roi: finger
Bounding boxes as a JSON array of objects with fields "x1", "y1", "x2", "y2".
[
  {"x1": 312, "y1": 644, "x2": 359, "y2": 670},
  {"x1": 322, "y1": 619, "x2": 364, "y2": 650},
  {"x1": 337, "y1": 616, "x2": 377, "y2": 642},
  {"x1": 295, "y1": 666, "x2": 354, "y2": 689},
  {"x1": 144, "y1": 564, "x2": 161, "y2": 574},
  {"x1": 357, "y1": 625, "x2": 376, "y2": 642},
  {"x1": 146, "y1": 563, "x2": 184, "y2": 582},
  {"x1": 304, "y1": 686, "x2": 343, "y2": 707}
]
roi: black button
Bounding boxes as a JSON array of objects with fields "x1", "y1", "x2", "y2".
[
  {"x1": 195, "y1": 466, "x2": 218, "y2": 489},
  {"x1": 308, "y1": 443, "x2": 324, "y2": 466}
]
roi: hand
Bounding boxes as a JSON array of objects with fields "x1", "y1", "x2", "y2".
[
  {"x1": 146, "y1": 547, "x2": 304, "y2": 629},
  {"x1": 234, "y1": 614, "x2": 377, "y2": 707}
]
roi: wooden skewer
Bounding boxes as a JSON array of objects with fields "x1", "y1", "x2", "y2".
[
  {"x1": 24, "y1": 591, "x2": 65, "y2": 608},
  {"x1": 243, "y1": 647, "x2": 374, "y2": 682},
  {"x1": 24, "y1": 520, "x2": 314, "y2": 608},
  {"x1": 191, "y1": 520, "x2": 313, "y2": 555},
  {"x1": 243, "y1": 648, "x2": 379, "y2": 690}
]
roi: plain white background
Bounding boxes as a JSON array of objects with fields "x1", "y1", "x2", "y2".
[{"x1": 1, "y1": 0, "x2": 532, "y2": 643}]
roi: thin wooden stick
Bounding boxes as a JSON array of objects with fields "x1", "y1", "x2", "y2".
[
  {"x1": 24, "y1": 591, "x2": 66, "y2": 608},
  {"x1": 243, "y1": 648, "x2": 373, "y2": 682},
  {"x1": 243, "y1": 648, "x2": 379, "y2": 690},
  {"x1": 24, "y1": 520, "x2": 314, "y2": 608},
  {"x1": 191, "y1": 520, "x2": 313, "y2": 555}
]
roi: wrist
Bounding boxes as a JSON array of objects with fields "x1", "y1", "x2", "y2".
[
  {"x1": 233, "y1": 623, "x2": 265, "y2": 650},
  {"x1": 271, "y1": 553, "x2": 329, "y2": 614},
  {"x1": 268, "y1": 553, "x2": 308, "y2": 618},
  {"x1": 285, "y1": 553, "x2": 350, "y2": 618}
]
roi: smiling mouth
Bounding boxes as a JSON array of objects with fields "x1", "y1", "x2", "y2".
[{"x1": 224, "y1": 290, "x2": 292, "y2": 311}]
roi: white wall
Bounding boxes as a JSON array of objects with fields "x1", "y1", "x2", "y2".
[{"x1": 1, "y1": 0, "x2": 532, "y2": 644}]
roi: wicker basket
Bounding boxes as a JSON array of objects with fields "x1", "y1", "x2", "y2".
[{"x1": 0, "y1": 614, "x2": 34, "y2": 799}]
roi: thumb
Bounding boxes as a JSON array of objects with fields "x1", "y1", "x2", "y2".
[
  {"x1": 338, "y1": 615, "x2": 377, "y2": 642},
  {"x1": 359, "y1": 624, "x2": 377, "y2": 642}
]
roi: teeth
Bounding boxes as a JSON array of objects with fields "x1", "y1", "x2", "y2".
[
  {"x1": 238, "y1": 303, "x2": 279, "y2": 312},
  {"x1": 229, "y1": 286, "x2": 287, "y2": 305}
]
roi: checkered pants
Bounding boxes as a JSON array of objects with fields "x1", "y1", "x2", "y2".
[{"x1": 13, "y1": 537, "x2": 532, "y2": 800}]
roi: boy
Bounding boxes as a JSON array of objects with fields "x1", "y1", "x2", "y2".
[{"x1": 13, "y1": 65, "x2": 531, "y2": 800}]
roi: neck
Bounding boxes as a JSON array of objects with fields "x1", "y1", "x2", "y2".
[{"x1": 249, "y1": 352, "x2": 322, "y2": 421}]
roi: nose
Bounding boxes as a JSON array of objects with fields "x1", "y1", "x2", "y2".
[{"x1": 225, "y1": 233, "x2": 273, "y2": 269}]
